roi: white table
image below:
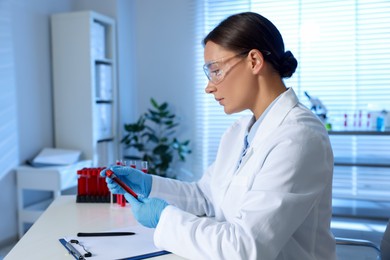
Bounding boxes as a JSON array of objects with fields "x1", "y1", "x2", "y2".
[{"x1": 5, "y1": 195, "x2": 184, "y2": 260}]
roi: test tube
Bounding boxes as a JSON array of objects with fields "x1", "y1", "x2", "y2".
[
  {"x1": 97, "y1": 167, "x2": 109, "y2": 202},
  {"x1": 116, "y1": 160, "x2": 125, "y2": 166},
  {"x1": 85, "y1": 169, "x2": 91, "y2": 200},
  {"x1": 344, "y1": 114, "x2": 348, "y2": 128},
  {"x1": 106, "y1": 164, "x2": 115, "y2": 205},
  {"x1": 77, "y1": 168, "x2": 87, "y2": 202},
  {"x1": 120, "y1": 160, "x2": 136, "y2": 207},
  {"x1": 129, "y1": 160, "x2": 137, "y2": 169},
  {"x1": 106, "y1": 169, "x2": 138, "y2": 199},
  {"x1": 115, "y1": 160, "x2": 126, "y2": 206},
  {"x1": 120, "y1": 195, "x2": 126, "y2": 207},
  {"x1": 141, "y1": 161, "x2": 148, "y2": 173},
  {"x1": 90, "y1": 169, "x2": 98, "y2": 199},
  {"x1": 117, "y1": 194, "x2": 123, "y2": 206}
]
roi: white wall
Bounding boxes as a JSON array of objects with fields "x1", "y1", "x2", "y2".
[
  {"x1": 0, "y1": 0, "x2": 75, "y2": 247},
  {"x1": 0, "y1": 2, "x2": 19, "y2": 246},
  {"x1": 131, "y1": 0, "x2": 197, "y2": 180},
  {"x1": 0, "y1": 0, "x2": 197, "y2": 246}
]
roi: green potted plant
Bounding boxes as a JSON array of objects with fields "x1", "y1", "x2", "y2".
[{"x1": 121, "y1": 98, "x2": 191, "y2": 178}]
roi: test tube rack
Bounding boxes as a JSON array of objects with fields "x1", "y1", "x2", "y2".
[
  {"x1": 76, "y1": 162, "x2": 148, "y2": 203},
  {"x1": 76, "y1": 167, "x2": 114, "y2": 203}
]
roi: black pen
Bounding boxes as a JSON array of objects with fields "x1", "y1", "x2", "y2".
[{"x1": 77, "y1": 232, "x2": 136, "y2": 237}]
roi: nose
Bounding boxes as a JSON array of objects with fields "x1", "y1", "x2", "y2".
[{"x1": 205, "y1": 82, "x2": 217, "y2": 94}]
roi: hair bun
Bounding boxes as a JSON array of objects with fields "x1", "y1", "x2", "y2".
[{"x1": 279, "y1": 51, "x2": 298, "y2": 78}]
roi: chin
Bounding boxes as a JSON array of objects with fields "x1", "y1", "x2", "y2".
[
  {"x1": 224, "y1": 106, "x2": 240, "y2": 115},
  {"x1": 223, "y1": 106, "x2": 246, "y2": 115}
]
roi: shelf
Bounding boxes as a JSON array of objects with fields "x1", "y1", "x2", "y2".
[
  {"x1": 96, "y1": 99, "x2": 113, "y2": 104},
  {"x1": 334, "y1": 156, "x2": 390, "y2": 168},
  {"x1": 24, "y1": 198, "x2": 53, "y2": 212},
  {"x1": 20, "y1": 199, "x2": 54, "y2": 232},
  {"x1": 51, "y1": 11, "x2": 118, "y2": 166},
  {"x1": 95, "y1": 58, "x2": 113, "y2": 65},
  {"x1": 330, "y1": 131, "x2": 390, "y2": 167},
  {"x1": 97, "y1": 137, "x2": 114, "y2": 143},
  {"x1": 328, "y1": 130, "x2": 390, "y2": 136}
]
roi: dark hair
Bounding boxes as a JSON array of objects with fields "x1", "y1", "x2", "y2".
[{"x1": 203, "y1": 12, "x2": 298, "y2": 78}]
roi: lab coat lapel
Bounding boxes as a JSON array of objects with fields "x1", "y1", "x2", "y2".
[{"x1": 214, "y1": 116, "x2": 252, "y2": 191}]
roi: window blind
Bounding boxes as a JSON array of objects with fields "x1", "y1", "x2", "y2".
[
  {"x1": 195, "y1": 0, "x2": 390, "y2": 203},
  {"x1": 0, "y1": 0, "x2": 19, "y2": 180},
  {"x1": 194, "y1": 1, "x2": 252, "y2": 174}
]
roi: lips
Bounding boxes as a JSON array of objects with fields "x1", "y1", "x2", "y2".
[{"x1": 215, "y1": 97, "x2": 224, "y2": 105}]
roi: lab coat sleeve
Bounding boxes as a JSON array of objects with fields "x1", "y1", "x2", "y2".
[
  {"x1": 148, "y1": 164, "x2": 215, "y2": 217},
  {"x1": 155, "y1": 205, "x2": 254, "y2": 259},
  {"x1": 154, "y1": 125, "x2": 333, "y2": 260}
]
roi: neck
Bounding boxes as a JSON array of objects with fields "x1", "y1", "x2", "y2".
[{"x1": 252, "y1": 74, "x2": 286, "y2": 120}]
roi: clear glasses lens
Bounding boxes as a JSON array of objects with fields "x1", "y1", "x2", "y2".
[{"x1": 203, "y1": 62, "x2": 224, "y2": 84}]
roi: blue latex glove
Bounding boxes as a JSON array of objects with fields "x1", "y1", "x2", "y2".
[
  {"x1": 100, "y1": 165, "x2": 152, "y2": 197},
  {"x1": 125, "y1": 194, "x2": 168, "y2": 228}
]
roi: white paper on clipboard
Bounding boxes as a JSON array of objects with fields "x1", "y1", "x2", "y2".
[{"x1": 62, "y1": 225, "x2": 170, "y2": 260}]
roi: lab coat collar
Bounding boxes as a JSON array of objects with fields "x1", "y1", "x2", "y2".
[
  {"x1": 246, "y1": 93, "x2": 283, "y2": 147},
  {"x1": 251, "y1": 88, "x2": 299, "y2": 148}
]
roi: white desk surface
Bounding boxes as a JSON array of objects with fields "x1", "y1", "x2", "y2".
[{"x1": 5, "y1": 195, "x2": 184, "y2": 260}]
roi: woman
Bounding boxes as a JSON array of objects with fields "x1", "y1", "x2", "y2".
[{"x1": 101, "y1": 12, "x2": 336, "y2": 260}]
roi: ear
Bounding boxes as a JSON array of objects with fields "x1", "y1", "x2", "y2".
[{"x1": 247, "y1": 49, "x2": 265, "y2": 74}]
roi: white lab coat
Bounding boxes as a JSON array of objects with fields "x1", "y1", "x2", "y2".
[{"x1": 150, "y1": 88, "x2": 336, "y2": 260}]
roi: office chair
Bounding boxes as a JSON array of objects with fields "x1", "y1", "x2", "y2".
[
  {"x1": 335, "y1": 218, "x2": 390, "y2": 260},
  {"x1": 381, "y1": 221, "x2": 390, "y2": 260}
]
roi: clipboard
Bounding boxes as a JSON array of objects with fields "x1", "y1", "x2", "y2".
[
  {"x1": 59, "y1": 226, "x2": 171, "y2": 260},
  {"x1": 59, "y1": 238, "x2": 86, "y2": 260}
]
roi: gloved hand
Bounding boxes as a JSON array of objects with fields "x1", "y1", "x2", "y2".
[
  {"x1": 125, "y1": 194, "x2": 168, "y2": 228},
  {"x1": 100, "y1": 165, "x2": 152, "y2": 197}
]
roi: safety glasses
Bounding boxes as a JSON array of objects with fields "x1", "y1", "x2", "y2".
[{"x1": 203, "y1": 51, "x2": 248, "y2": 85}]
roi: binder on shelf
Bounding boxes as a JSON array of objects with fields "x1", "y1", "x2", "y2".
[
  {"x1": 94, "y1": 103, "x2": 113, "y2": 140},
  {"x1": 91, "y1": 20, "x2": 106, "y2": 59},
  {"x1": 95, "y1": 63, "x2": 112, "y2": 100}
]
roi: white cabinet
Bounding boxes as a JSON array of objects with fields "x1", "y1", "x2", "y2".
[
  {"x1": 51, "y1": 11, "x2": 118, "y2": 166},
  {"x1": 16, "y1": 160, "x2": 91, "y2": 238}
]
